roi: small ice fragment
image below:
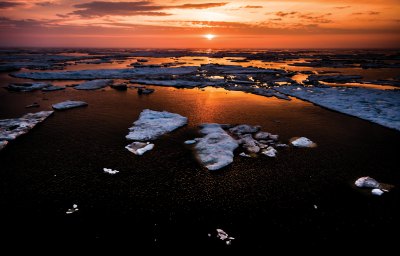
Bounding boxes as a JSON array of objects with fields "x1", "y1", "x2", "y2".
[
  {"x1": 371, "y1": 189, "x2": 384, "y2": 196},
  {"x1": 254, "y1": 131, "x2": 271, "y2": 140},
  {"x1": 355, "y1": 176, "x2": 380, "y2": 188},
  {"x1": 125, "y1": 142, "x2": 154, "y2": 155},
  {"x1": 216, "y1": 229, "x2": 235, "y2": 245},
  {"x1": 314, "y1": 205, "x2": 318, "y2": 209},
  {"x1": 103, "y1": 168, "x2": 119, "y2": 175},
  {"x1": 262, "y1": 146, "x2": 277, "y2": 157},
  {"x1": 239, "y1": 152, "x2": 251, "y2": 157},
  {"x1": 269, "y1": 134, "x2": 279, "y2": 141},
  {"x1": 184, "y1": 140, "x2": 196, "y2": 145},
  {"x1": 290, "y1": 137, "x2": 316, "y2": 148},
  {"x1": 66, "y1": 204, "x2": 79, "y2": 214}
]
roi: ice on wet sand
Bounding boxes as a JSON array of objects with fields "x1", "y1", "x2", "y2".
[
  {"x1": 126, "y1": 109, "x2": 187, "y2": 141},
  {"x1": 290, "y1": 137, "x2": 316, "y2": 148},
  {"x1": 125, "y1": 142, "x2": 155, "y2": 155},
  {"x1": 0, "y1": 111, "x2": 53, "y2": 149},
  {"x1": 194, "y1": 124, "x2": 239, "y2": 171},
  {"x1": 74, "y1": 79, "x2": 113, "y2": 90},
  {"x1": 52, "y1": 100, "x2": 88, "y2": 110}
]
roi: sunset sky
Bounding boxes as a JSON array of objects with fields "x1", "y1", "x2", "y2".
[{"x1": 0, "y1": 0, "x2": 399, "y2": 48}]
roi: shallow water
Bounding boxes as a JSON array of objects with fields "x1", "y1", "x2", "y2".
[{"x1": 0, "y1": 49, "x2": 399, "y2": 248}]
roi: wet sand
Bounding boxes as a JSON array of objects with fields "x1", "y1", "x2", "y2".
[{"x1": 0, "y1": 77, "x2": 399, "y2": 248}]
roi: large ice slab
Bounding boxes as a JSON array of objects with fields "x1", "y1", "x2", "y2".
[
  {"x1": 194, "y1": 123, "x2": 239, "y2": 171},
  {"x1": 274, "y1": 86, "x2": 400, "y2": 131},
  {"x1": 126, "y1": 109, "x2": 188, "y2": 141},
  {"x1": 7, "y1": 82, "x2": 51, "y2": 92},
  {"x1": 0, "y1": 111, "x2": 53, "y2": 149},
  {"x1": 74, "y1": 79, "x2": 112, "y2": 90},
  {"x1": 52, "y1": 100, "x2": 88, "y2": 110}
]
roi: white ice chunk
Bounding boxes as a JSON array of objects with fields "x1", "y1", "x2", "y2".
[
  {"x1": 0, "y1": 111, "x2": 53, "y2": 141},
  {"x1": 216, "y1": 229, "x2": 235, "y2": 245},
  {"x1": 239, "y1": 152, "x2": 251, "y2": 157},
  {"x1": 195, "y1": 124, "x2": 239, "y2": 171},
  {"x1": 254, "y1": 131, "x2": 271, "y2": 140},
  {"x1": 262, "y1": 146, "x2": 277, "y2": 157},
  {"x1": 52, "y1": 100, "x2": 88, "y2": 110},
  {"x1": 290, "y1": 137, "x2": 316, "y2": 148},
  {"x1": 184, "y1": 140, "x2": 197, "y2": 145},
  {"x1": 238, "y1": 134, "x2": 260, "y2": 153},
  {"x1": 74, "y1": 79, "x2": 112, "y2": 90},
  {"x1": 103, "y1": 168, "x2": 119, "y2": 175},
  {"x1": 66, "y1": 204, "x2": 79, "y2": 214},
  {"x1": 126, "y1": 109, "x2": 187, "y2": 141},
  {"x1": 355, "y1": 176, "x2": 380, "y2": 188},
  {"x1": 125, "y1": 142, "x2": 154, "y2": 155},
  {"x1": 371, "y1": 189, "x2": 384, "y2": 196},
  {"x1": 229, "y1": 124, "x2": 260, "y2": 135},
  {"x1": 8, "y1": 82, "x2": 51, "y2": 92}
]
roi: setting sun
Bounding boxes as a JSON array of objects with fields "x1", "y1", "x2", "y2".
[{"x1": 204, "y1": 34, "x2": 216, "y2": 40}]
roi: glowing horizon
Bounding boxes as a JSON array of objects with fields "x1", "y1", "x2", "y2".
[{"x1": 0, "y1": 0, "x2": 399, "y2": 48}]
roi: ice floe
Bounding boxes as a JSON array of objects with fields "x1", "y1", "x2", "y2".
[
  {"x1": 25, "y1": 102, "x2": 40, "y2": 108},
  {"x1": 355, "y1": 176, "x2": 380, "y2": 188},
  {"x1": 262, "y1": 146, "x2": 277, "y2": 157},
  {"x1": 52, "y1": 100, "x2": 88, "y2": 110},
  {"x1": 239, "y1": 152, "x2": 251, "y2": 157},
  {"x1": 13, "y1": 66, "x2": 198, "y2": 80},
  {"x1": 371, "y1": 189, "x2": 384, "y2": 196},
  {"x1": 74, "y1": 79, "x2": 112, "y2": 90},
  {"x1": 66, "y1": 204, "x2": 79, "y2": 214},
  {"x1": 290, "y1": 137, "x2": 316, "y2": 148},
  {"x1": 42, "y1": 85, "x2": 66, "y2": 91},
  {"x1": 125, "y1": 142, "x2": 154, "y2": 155},
  {"x1": 274, "y1": 85, "x2": 400, "y2": 131},
  {"x1": 126, "y1": 109, "x2": 187, "y2": 141},
  {"x1": 137, "y1": 88, "x2": 155, "y2": 95},
  {"x1": 237, "y1": 134, "x2": 261, "y2": 153},
  {"x1": 229, "y1": 124, "x2": 260, "y2": 135},
  {"x1": 216, "y1": 229, "x2": 235, "y2": 245},
  {"x1": 103, "y1": 168, "x2": 119, "y2": 175},
  {"x1": 7, "y1": 82, "x2": 51, "y2": 92},
  {"x1": 184, "y1": 140, "x2": 197, "y2": 145},
  {"x1": 0, "y1": 111, "x2": 53, "y2": 150},
  {"x1": 194, "y1": 123, "x2": 239, "y2": 171}
]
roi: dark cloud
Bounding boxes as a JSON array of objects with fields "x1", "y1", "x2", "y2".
[
  {"x1": 298, "y1": 13, "x2": 332, "y2": 23},
  {"x1": 275, "y1": 11, "x2": 297, "y2": 17},
  {"x1": 352, "y1": 11, "x2": 380, "y2": 16},
  {"x1": 243, "y1": 5, "x2": 263, "y2": 9},
  {"x1": 173, "y1": 3, "x2": 227, "y2": 9},
  {"x1": 0, "y1": 1, "x2": 24, "y2": 9},
  {"x1": 334, "y1": 6, "x2": 351, "y2": 9},
  {"x1": 35, "y1": 1, "x2": 57, "y2": 7},
  {"x1": 72, "y1": 1, "x2": 228, "y2": 17}
]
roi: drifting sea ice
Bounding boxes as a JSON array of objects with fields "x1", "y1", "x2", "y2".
[{"x1": 126, "y1": 109, "x2": 187, "y2": 141}]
